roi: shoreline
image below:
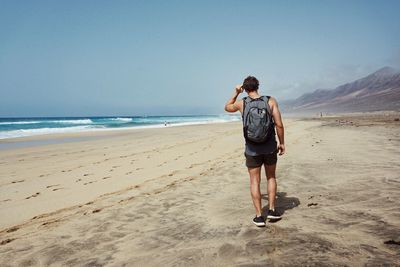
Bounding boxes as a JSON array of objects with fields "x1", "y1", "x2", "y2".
[
  {"x1": 3, "y1": 110, "x2": 398, "y2": 149},
  {"x1": 0, "y1": 115, "x2": 241, "y2": 142},
  {"x1": 0, "y1": 109, "x2": 386, "y2": 150},
  {"x1": 0, "y1": 120, "x2": 243, "y2": 150}
]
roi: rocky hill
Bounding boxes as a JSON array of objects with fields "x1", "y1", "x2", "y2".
[{"x1": 282, "y1": 67, "x2": 400, "y2": 113}]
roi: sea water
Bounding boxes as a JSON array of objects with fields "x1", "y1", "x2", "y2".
[{"x1": 0, "y1": 115, "x2": 240, "y2": 140}]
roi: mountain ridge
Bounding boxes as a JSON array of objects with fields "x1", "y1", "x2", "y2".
[{"x1": 282, "y1": 66, "x2": 400, "y2": 113}]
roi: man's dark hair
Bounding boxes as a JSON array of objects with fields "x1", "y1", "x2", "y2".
[{"x1": 242, "y1": 76, "x2": 259, "y2": 92}]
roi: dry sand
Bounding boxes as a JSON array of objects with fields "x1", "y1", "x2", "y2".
[{"x1": 0, "y1": 114, "x2": 399, "y2": 266}]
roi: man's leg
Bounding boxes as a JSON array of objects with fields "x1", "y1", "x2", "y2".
[
  {"x1": 248, "y1": 166, "x2": 262, "y2": 216},
  {"x1": 265, "y1": 164, "x2": 277, "y2": 210}
]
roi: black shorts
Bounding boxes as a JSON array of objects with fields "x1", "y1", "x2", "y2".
[{"x1": 245, "y1": 151, "x2": 278, "y2": 168}]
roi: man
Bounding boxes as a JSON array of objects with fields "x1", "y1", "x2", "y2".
[{"x1": 224, "y1": 76, "x2": 285, "y2": 227}]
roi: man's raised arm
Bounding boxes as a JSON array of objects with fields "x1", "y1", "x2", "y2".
[{"x1": 224, "y1": 84, "x2": 243, "y2": 113}]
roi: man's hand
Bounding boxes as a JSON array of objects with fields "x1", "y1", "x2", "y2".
[
  {"x1": 235, "y1": 84, "x2": 244, "y2": 95},
  {"x1": 278, "y1": 144, "x2": 285, "y2": 156}
]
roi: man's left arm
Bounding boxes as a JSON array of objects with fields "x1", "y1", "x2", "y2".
[{"x1": 270, "y1": 97, "x2": 285, "y2": 155}]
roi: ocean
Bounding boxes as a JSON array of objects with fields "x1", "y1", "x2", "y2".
[{"x1": 0, "y1": 115, "x2": 241, "y2": 140}]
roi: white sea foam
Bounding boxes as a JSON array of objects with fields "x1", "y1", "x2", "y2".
[
  {"x1": 0, "y1": 119, "x2": 94, "y2": 125},
  {"x1": 0, "y1": 126, "x2": 99, "y2": 139},
  {"x1": 0, "y1": 121, "x2": 42, "y2": 125},
  {"x1": 50, "y1": 119, "x2": 93, "y2": 124},
  {"x1": 110, "y1": 117, "x2": 133, "y2": 122}
]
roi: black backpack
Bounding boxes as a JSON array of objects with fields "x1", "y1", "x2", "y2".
[{"x1": 242, "y1": 96, "x2": 274, "y2": 144}]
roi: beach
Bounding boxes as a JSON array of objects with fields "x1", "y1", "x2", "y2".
[{"x1": 0, "y1": 114, "x2": 399, "y2": 266}]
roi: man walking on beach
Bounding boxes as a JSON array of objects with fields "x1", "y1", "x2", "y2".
[{"x1": 224, "y1": 76, "x2": 285, "y2": 227}]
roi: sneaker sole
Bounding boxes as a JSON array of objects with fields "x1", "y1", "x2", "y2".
[
  {"x1": 253, "y1": 221, "x2": 266, "y2": 227},
  {"x1": 267, "y1": 215, "x2": 281, "y2": 220}
]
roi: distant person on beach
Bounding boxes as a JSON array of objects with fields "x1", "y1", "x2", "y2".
[{"x1": 224, "y1": 76, "x2": 285, "y2": 227}]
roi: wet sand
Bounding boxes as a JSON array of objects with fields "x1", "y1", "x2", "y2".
[{"x1": 0, "y1": 114, "x2": 399, "y2": 266}]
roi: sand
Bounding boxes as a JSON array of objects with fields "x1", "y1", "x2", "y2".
[{"x1": 0, "y1": 114, "x2": 399, "y2": 266}]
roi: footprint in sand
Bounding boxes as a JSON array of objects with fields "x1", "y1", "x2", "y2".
[
  {"x1": 83, "y1": 181, "x2": 96, "y2": 185},
  {"x1": 92, "y1": 208, "x2": 102, "y2": 213},
  {"x1": 0, "y1": 238, "x2": 16, "y2": 245},
  {"x1": 6, "y1": 227, "x2": 19, "y2": 233},
  {"x1": 153, "y1": 189, "x2": 163, "y2": 194},
  {"x1": 11, "y1": 180, "x2": 25, "y2": 184},
  {"x1": 52, "y1": 188, "x2": 63, "y2": 191},
  {"x1": 46, "y1": 184, "x2": 60, "y2": 188},
  {"x1": 83, "y1": 173, "x2": 92, "y2": 177},
  {"x1": 185, "y1": 176, "x2": 195, "y2": 182},
  {"x1": 26, "y1": 192, "x2": 40, "y2": 199},
  {"x1": 102, "y1": 176, "x2": 111, "y2": 180},
  {"x1": 384, "y1": 240, "x2": 400, "y2": 246},
  {"x1": 166, "y1": 181, "x2": 177, "y2": 188},
  {"x1": 75, "y1": 178, "x2": 82, "y2": 182},
  {"x1": 125, "y1": 171, "x2": 133, "y2": 175},
  {"x1": 136, "y1": 168, "x2": 143, "y2": 171},
  {"x1": 41, "y1": 219, "x2": 60, "y2": 226}
]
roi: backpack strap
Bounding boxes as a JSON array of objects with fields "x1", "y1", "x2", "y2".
[
  {"x1": 242, "y1": 97, "x2": 248, "y2": 120},
  {"x1": 261, "y1": 96, "x2": 272, "y2": 116}
]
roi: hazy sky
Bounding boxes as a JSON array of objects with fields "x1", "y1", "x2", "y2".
[{"x1": 1, "y1": 0, "x2": 399, "y2": 117}]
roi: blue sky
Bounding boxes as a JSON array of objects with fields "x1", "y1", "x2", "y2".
[{"x1": 1, "y1": 0, "x2": 399, "y2": 117}]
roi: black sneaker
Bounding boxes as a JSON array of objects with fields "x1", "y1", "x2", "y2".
[
  {"x1": 253, "y1": 215, "x2": 266, "y2": 227},
  {"x1": 267, "y1": 209, "x2": 281, "y2": 220}
]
